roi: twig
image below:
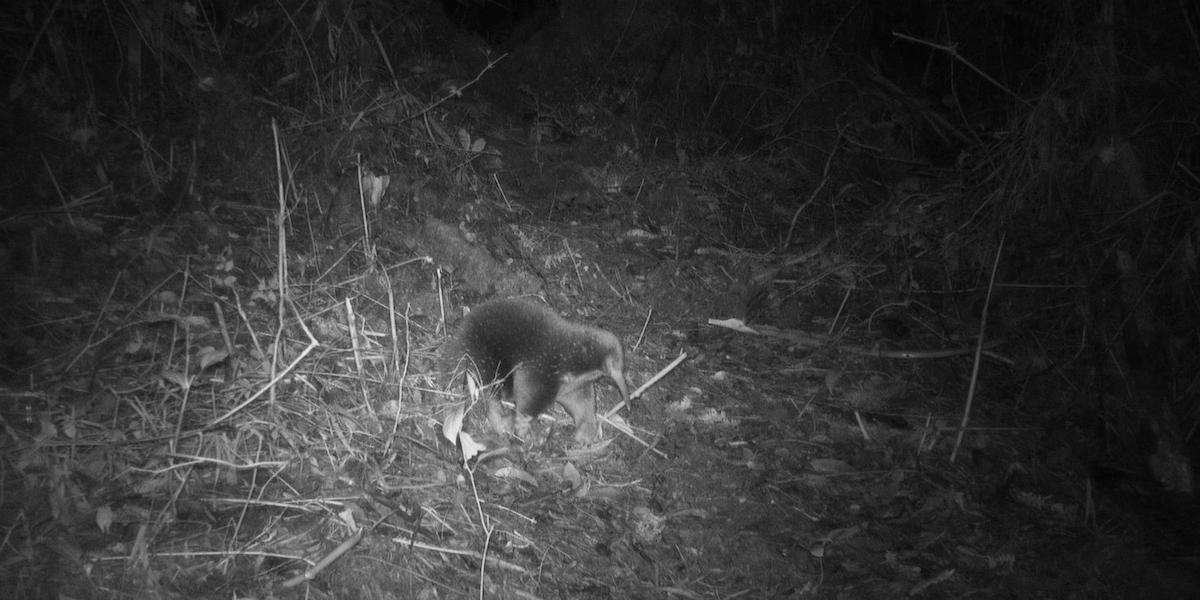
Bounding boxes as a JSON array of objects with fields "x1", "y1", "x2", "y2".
[
  {"x1": 821, "y1": 1, "x2": 860, "y2": 56},
  {"x1": 230, "y1": 287, "x2": 265, "y2": 359},
  {"x1": 565, "y1": 240, "x2": 584, "y2": 291},
  {"x1": 386, "y1": 535, "x2": 529, "y2": 573},
  {"x1": 211, "y1": 121, "x2": 318, "y2": 427},
  {"x1": 345, "y1": 297, "x2": 377, "y2": 421},
  {"x1": 95, "y1": 550, "x2": 310, "y2": 564},
  {"x1": 153, "y1": 455, "x2": 287, "y2": 472},
  {"x1": 841, "y1": 340, "x2": 1010, "y2": 364},
  {"x1": 596, "y1": 413, "x2": 667, "y2": 459},
  {"x1": 405, "y1": 53, "x2": 507, "y2": 125},
  {"x1": 273, "y1": 118, "x2": 288, "y2": 343},
  {"x1": 892, "y1": 32, "x2": 1029, "y2": 106},
  {"x1": 951, "y1": 233, "x2": 1006, "y2": 462},
  {"x1": 784, "y1": 123, "x2": 842, "y2": 248},
  {"x1": 62, "y1": 270, "x2": 125, "y2": 373},
  {"x1": 12, "y1": 0, "x2": 64, "y2": 90},
  {"x1": 599, "y1": 0, "x2": 640, "y2": 79},
  {"x1": 709, "y1": 319, "x2": 1010, "y2": 363},
  {"x1": 463, "y1": 462, "x2": 495, "y2": 600},
  {"x1": 609, "y1": 352, "x2": 687, "y2": 413},
  {"x1": 830, "y1": 286, "x2": 852, "y2": 336},
  {"x1": 356, "y1": 159, "x2": 376, "y2": 264},
  {"x1": 280, "y1": 528, "x2": 364, "y2": 589},
  {"x1": 1183, "y1": 0, "x2": 1200, "y2": 65},
  {"x1": 383, "y1": 277, "x2": 407, "y2": 458},
  {"x1": 632, "y1": 306, "x2": 652, "y2": 353},
  {"x1": 39, "y1": 154, "x2": 75, "y2": 227},
  {"x1": 853, "y1": 411, "x2": 871, "y2": 442}
]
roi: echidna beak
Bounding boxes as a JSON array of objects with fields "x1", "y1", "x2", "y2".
[{"x1": 606, "y1": 354, "x2": 629, "y2": 401}]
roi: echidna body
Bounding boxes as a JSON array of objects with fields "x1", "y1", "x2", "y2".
[{"x1": 442, "y1": 298, "x2": 628, "y2": 444}]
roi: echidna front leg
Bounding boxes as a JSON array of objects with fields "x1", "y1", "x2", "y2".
[
  {"x1": 485, "y1": 390, "x2": 512, "y2": 437},
  {"x1": 557, "y1": 382, "x2": 599, "y2": 444},
  {"x1": 512, "y1": 411, "x2": 538, "y2": 443},
  {"x1": 510, "y1": 368, "x2": 547, "y2": 444}
]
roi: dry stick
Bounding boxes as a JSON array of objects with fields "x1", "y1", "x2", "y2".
[
  {"x1": 597, "y1": 414, "x2": 666, "y2": 459},
  {"x1": 97, "y1": 549, "x2": 309, "y2": 565},
  {"x1": 63, "y1": 270, "x2": 125, "y2": 374},
  {"x1": 346, "y1": 297, "x2": 377, "y2": 421},
  {"x1": 830, "y1": 285, "x2": 852, "y2": 336},
  {"x1": 950, "y1": 233, "x2": 1006, "y2": 463},
  {"x1": 210, "y1": 122, "x2": 320, "y2": 428},
  {"x1": 1098, "y1": 190, "x2": 1174, "y2": 235},
  {"x1": 593, "y1": 257, "x2": 626, "y2": 301},
  {"x1": 152, "y1": 461, "x2": 194, "y2": 564},
  {"x1": 493, "y1": 172, "x2": 512, "y2": 209},
  {"x1": 512, "y1": 590, "x2": 548, "y2": 600},
  {"x1": 383, "y1": 275, "x2": 404, "y2": 458},
  {"x1": 853, "y1": 411, "x2": 872, "y2": 442},
  {"x1": 274, "y1": 2, "x2": 322, "y2": 108},
  {"x1": 841, "y1": 340, "x2": 1008, "y2": 363},
  {"x1": 386, "y1": 534, "x2": 529, "y2": 574},
  {"x1": 606, "y1": 352, "x2": 687, "y2": 418},
  {"x1": 312, "y1": 241, "x2": 361, "y2": 285},
  {"x1": 155, "y1": 454, "x2": 287, "y2": 473},
  {"x1": 437, "y1": 267, "x2": 447, "y2": 337},
  {"x1": 784, "y1": 123, "x2": 842, "y2": 248},
  {"x1": 230, "y1": 287, "x2": 265, "y2": 358},
  {"x1": 821, "y1": 1, "x2": 859, "y2": 56},
  {"x1": 463, "y1": 463, "x2": 495, "y2": 600},
  {"x1": 708, "y1": 318, "x2": 1010, "y2": 363},
  {"x1": 156, "y1": 283, "x2": 196, "y2": 551},
  {"x1": 165, "y1": 258, "x2": 191, "y2": 393},
  {"x1": 274, "y1": 118, "x2": 288, "y2": 397},
  {"x1": 565, "y1": 240, "x2": 585, "y2": 291},
  {"x1": 356, "y1": 159, "x2": 376, "y2": 265},
  {"x1": 406, "y1": 53, "x2": 507, "y2": 127},
  {"x1": 397, "y1": 298, "x2": 412, "y2": 422},
  {"x1": 1184, "y1": 0, "x2": 1200, "y2": 63},
  {"x1": 598, "y1": 351, "x2": 685, "y2": 460},
  {"x1": 634, "y1": 352, "x2": 686, "y2": 402},
  {"x1": 280, "y1": 528, "x2": 365, "y2": 589},
  {"x1": 212, "y1": 299, "x2": 234, "y2": 362},
  {"x1": 40, "y1": 153, "x2": 75, "y2": 227},
  {"x1": 892, "y1": 32, "x2": 1029, "y2": 107},
  {"x1": 170, "y1": 258, "x2": 194, "y2": 447},
  {"x1": 632, "y1": 306, "x2": 652, "y2": 354},
  {"x1": 598, "y1": 0, "x2": 640, "y2": 83},
  {"x1": 234, "y1": 441, "x2": 285, "y2": 574},
  {"x1": 368, "y1": 21, "x2": 397, "y2": 81},
  {"x1": 12, "y1": 0, "x2": 63, "y2": 86}
]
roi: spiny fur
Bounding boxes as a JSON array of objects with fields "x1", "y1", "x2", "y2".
[{"x1": 440, "y1": 298, "x2": 628, "y2": 442}]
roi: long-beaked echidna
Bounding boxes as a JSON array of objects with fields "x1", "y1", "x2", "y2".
[{"x1": 441, "y1": 298, "x2": 628, "y2": 444}]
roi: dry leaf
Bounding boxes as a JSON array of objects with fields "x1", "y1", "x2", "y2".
[
  {"x1": 196, "y1": 346, "x2": 228, "y2": 370},
  {"x1": 493, "y1": 465, "x2": 537, "y2": 486},
  {"x1": 458, "y1": 431, "x2": 485, "y2": 463},
  {"x1": 96, "y1": 505, "x2": 113, "y2": 533},
  {"x1": 809, "y1": 458, "x2": 855, "y2": 473},
  {"x1": 442, "y1": 405, "x2": 465, "y2": 443}
]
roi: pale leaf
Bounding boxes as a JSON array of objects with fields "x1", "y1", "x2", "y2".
[
  {"x1": 458, "y1": 431, "x2": 486, "y2": 463},
  {"x1": 96, "y1": 505, "x2": 114, "y2": 533}
]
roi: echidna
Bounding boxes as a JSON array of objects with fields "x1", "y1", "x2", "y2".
[{"x1": 441, "y1": 298, "x2": 628, "y2": 444}]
